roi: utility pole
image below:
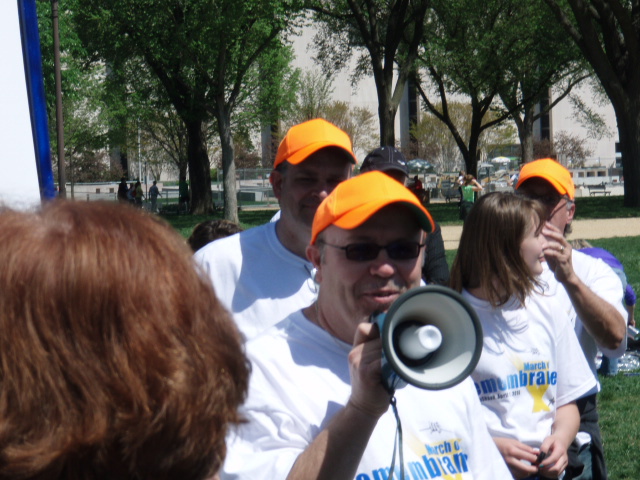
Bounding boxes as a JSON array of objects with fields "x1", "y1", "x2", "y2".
[{"x1": 51, "y1": 0, "x2": 66, "y2": 197}]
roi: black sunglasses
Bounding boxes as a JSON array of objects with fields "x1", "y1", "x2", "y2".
[{"x1": 320, "y1": 240, "x2": 425, "y2": 261}]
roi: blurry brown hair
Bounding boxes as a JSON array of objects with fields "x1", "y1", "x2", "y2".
[
  {"x1": 188, "y1": 219, "x2": 243, "y2": 252},
  {"x1": 450, "y1": 192, "x2": 547, "y2": 306},
  {"x1": 0, "y1": 201, "x2": 249, "y2": 480}
]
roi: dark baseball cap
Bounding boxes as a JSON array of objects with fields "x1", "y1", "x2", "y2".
[{"x1": 360, "y1": 146, "x2": 408, "y2": 176}]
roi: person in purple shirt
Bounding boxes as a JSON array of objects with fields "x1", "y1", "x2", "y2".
[{"x1": 570, "y1": 239, "x2": 636, "y2": 376}]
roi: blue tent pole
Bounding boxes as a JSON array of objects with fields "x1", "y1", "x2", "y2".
[{"x1": 18, "y1": 0, "x2": 56, "y2": 200}]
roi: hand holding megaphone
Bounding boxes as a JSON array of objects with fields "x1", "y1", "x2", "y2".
[{"x1": 371, "y1": 285, "x2": 483, "y2": 393}]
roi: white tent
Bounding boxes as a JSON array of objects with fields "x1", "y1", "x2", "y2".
[
  {"x1": 491, "y1": 156, "x2": 511, "y2": 164},
  {"x1": 0, "y1": 0, "x2": 54, "y2": 209}
]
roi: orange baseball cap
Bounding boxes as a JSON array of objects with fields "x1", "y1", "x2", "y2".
[
  {"x1": 516, "y1": 158, "x2": 575, "y2": 199},
  {"x1": 311, "y1": 171, "x2": 435, "y2": 244},
  {"x1": 273, "y1": 118, "x2": 356, "y2": 169}
]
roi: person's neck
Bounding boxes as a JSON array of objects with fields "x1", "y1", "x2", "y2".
[
  {"x1": 303, "y1": 301, "x2": 353, "y2": 344},
  {"x1": 275, "y1": 218, "x2": 310, "y2": 259}
]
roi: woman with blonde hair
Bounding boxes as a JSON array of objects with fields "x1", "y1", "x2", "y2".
[
  {"x1": 451, "y1": 192, "x2": 595, "y2": 479},
  {"x1": 0, "y1": 201, "x2": 249, "y2": 480}
]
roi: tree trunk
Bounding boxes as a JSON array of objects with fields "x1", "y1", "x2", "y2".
[
  {"x1": 465, "y1": 107, "x2": 484, "y2": 178},
  {"x1": 377, "y1": 88, "x2": 397, "y2": 146},
  {"x1": 614, "y1": 104, "x2": 640, "y2": 207},
  {"x1": 517, "y1": 106, "x2": 536, "y2": 164},
  {"x1": 216, "y1": 105, "x2": 239, "y2": 224},
  {"x1": 178, "y1": 162, "x2": 188, "y2": 185},
  {"x1": 185, "y1": 119, "x2": 213, "y2": 214}
]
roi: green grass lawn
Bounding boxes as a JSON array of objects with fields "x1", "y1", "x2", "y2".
[{"x1": 164, "y1": 195, "x2": 640, "y2": 479}]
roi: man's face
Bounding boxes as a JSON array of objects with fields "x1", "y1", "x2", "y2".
[
  {"x1": 516, "y1": 178, "x2": 575, "y2": 234},
  {"x1": 271, "y1": 149, "x2": 352, "y2": 232},
  {"x1": 308, "y1": 205, "x2": 425, "y2": 339}
]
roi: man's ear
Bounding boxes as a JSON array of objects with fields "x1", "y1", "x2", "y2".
[
  {"x1": 306, "y1": 243, "x2": 323, "y2": 283},
  {"x1": 270, "y1": 170, "x2": 284, "y2": 200},
  {"x1": 567, "y1": 201, "x2": 576, "y2": 224}
]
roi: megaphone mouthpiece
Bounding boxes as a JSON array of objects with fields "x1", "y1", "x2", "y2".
[{"x1": 398, "y1": 324, "x2": 442, "y2": 360}]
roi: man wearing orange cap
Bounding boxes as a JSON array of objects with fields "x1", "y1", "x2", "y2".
[
  {"x1": 516, "y1": 158, "x2": 626, "y2": 480},
  {"x1": 360, "y1": 146, "x2": 450, "y2": 286},
  {"x1": 194, "y1": 119, "x2": 355, "y2": 341},
  {"x1": 221, "y1": 172, "x2": 510, "y2": 479}
]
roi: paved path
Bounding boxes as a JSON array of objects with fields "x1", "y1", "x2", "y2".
[{"x1": 441, "y1": 217, "x2": 640, "y2": 250}]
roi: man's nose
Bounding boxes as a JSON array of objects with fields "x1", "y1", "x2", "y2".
[
  {"x1": 368, "y1": 250, "x2": 396, "y2": 277},
  {"x1": 313, "y1": 181, "x2": 333, "y2": 199}
]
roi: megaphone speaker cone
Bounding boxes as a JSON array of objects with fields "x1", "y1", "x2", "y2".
[{"x1": 374, "y1": 285, "x2": 483, "y2": 391}]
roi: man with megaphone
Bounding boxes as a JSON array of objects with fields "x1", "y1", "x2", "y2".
[{"x1": 221, "y1": 172, "x2": 510, "y2": 479}]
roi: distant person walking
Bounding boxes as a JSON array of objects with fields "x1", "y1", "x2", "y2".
[
  {"x1": 117, "y1": 177, "x2": 128, "y2": 203},
  {"x1": 127, "y1": 183, "x2": 136, "y2": 204},
  {"x1": 134, "y1": 181, "x2": 144, "y2": 208},
  {"x1": 179, "y1": 176, "x2": 190, "y2": 213},
  {"x1": 149, "y1": 181, "x2": 161, "y2": 213}
]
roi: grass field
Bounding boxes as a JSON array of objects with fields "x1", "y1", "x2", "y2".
[{"x1": 163, "y1": 194, "x2": 640, "y2": 479}]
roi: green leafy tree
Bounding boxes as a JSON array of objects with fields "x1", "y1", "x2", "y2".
[
  {"x1": 308, "y1": 0, "x2": 430, "y2": 145},
  {"x1": 410, "y1": 105, "x2": 464, "y2": 173},
  {"x1": 411, "y1": 102, "x2": 516, "y2": 173},
  {"x1": 554, "y1": 130, "x2": 594, "y2": 167},
  {"x1": 282, "y1": 69, "x2": 378, "y2": 155},
  {"x1": 71, "y1": 0, "x2": 303, "y2": 219},
  {"x1": 38, "y1": 1, "x2": 121, "y2": 187},
  {"x1": 416, "y1": 0, "x2": 514, "y2": 177},
  {"x1": 416, "y1": 0, "x2": 592, "y2": 177},
  {"x1": 493, "y1": 1, "x2": 591, "y2": 164},
  {"x1": 542, "y1": 0, "x2": 640, "y2": 207},
  {"x1": 287, "y1": 70, "x2": 334, "y2": 123}
]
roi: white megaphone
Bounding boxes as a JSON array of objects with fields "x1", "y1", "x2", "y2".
[{"x1": 371, "y1": 285, "x2": 483, "y2": 392}]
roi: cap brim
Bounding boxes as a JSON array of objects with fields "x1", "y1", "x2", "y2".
[{"x1": 376, "y1": 164, "x2": 408, "y2": 174}]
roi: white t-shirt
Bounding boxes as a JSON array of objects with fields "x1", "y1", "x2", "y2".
[
  {"x1": 193, "y1": 222, "x2": 317, "y2": 341},
  {"x1": 464, "y1": 290, "x2": 596, "y2": 448},
  {"x1": 541, "y1": 249, "x2": 627, "y2": 394},
  {"x1": 221, "y1": 311, "x2": 511, "y2": 480}
]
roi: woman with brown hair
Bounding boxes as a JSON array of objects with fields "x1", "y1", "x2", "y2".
[
  {"x1": 450, "y1": 192, "x2": 596, "y2": 480},
  {"x1": 0, "y1": 201, "x2": 249, "y2": 480},
  {"x1": 459, "y1": 174, "x2": 483, "y2": 220}
]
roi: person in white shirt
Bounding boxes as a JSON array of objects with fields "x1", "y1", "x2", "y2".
[
  {"x1": 221, "y1": 172, "x2": 511, "y2": 480},
  {"x1": 194, "y1": 118, "x2": 355, "y2": 341},
  {"x1": 515, "y1": 158, "x2": 626, "y2": 480},
  {"x1": 451, "y1": 192, "x2": 596, "y2": 479}
]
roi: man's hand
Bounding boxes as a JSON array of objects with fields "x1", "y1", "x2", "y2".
[
  {"x1": 492, "y1": 437, "x2": 539, "y2": 479},
  {"x1": 542, "y1": 222, "x2": 576, "y2": 284},
  {"x1": 543, "y1": 222, "x2": 626, "y2": 351},
  {"x1": 348, "y1": 323, "x2": 392, "y2": 418}
]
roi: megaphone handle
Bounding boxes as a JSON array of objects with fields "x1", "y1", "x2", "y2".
[{"x1": 388, "y1": 396, "x2": 405, "y2": 480}]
